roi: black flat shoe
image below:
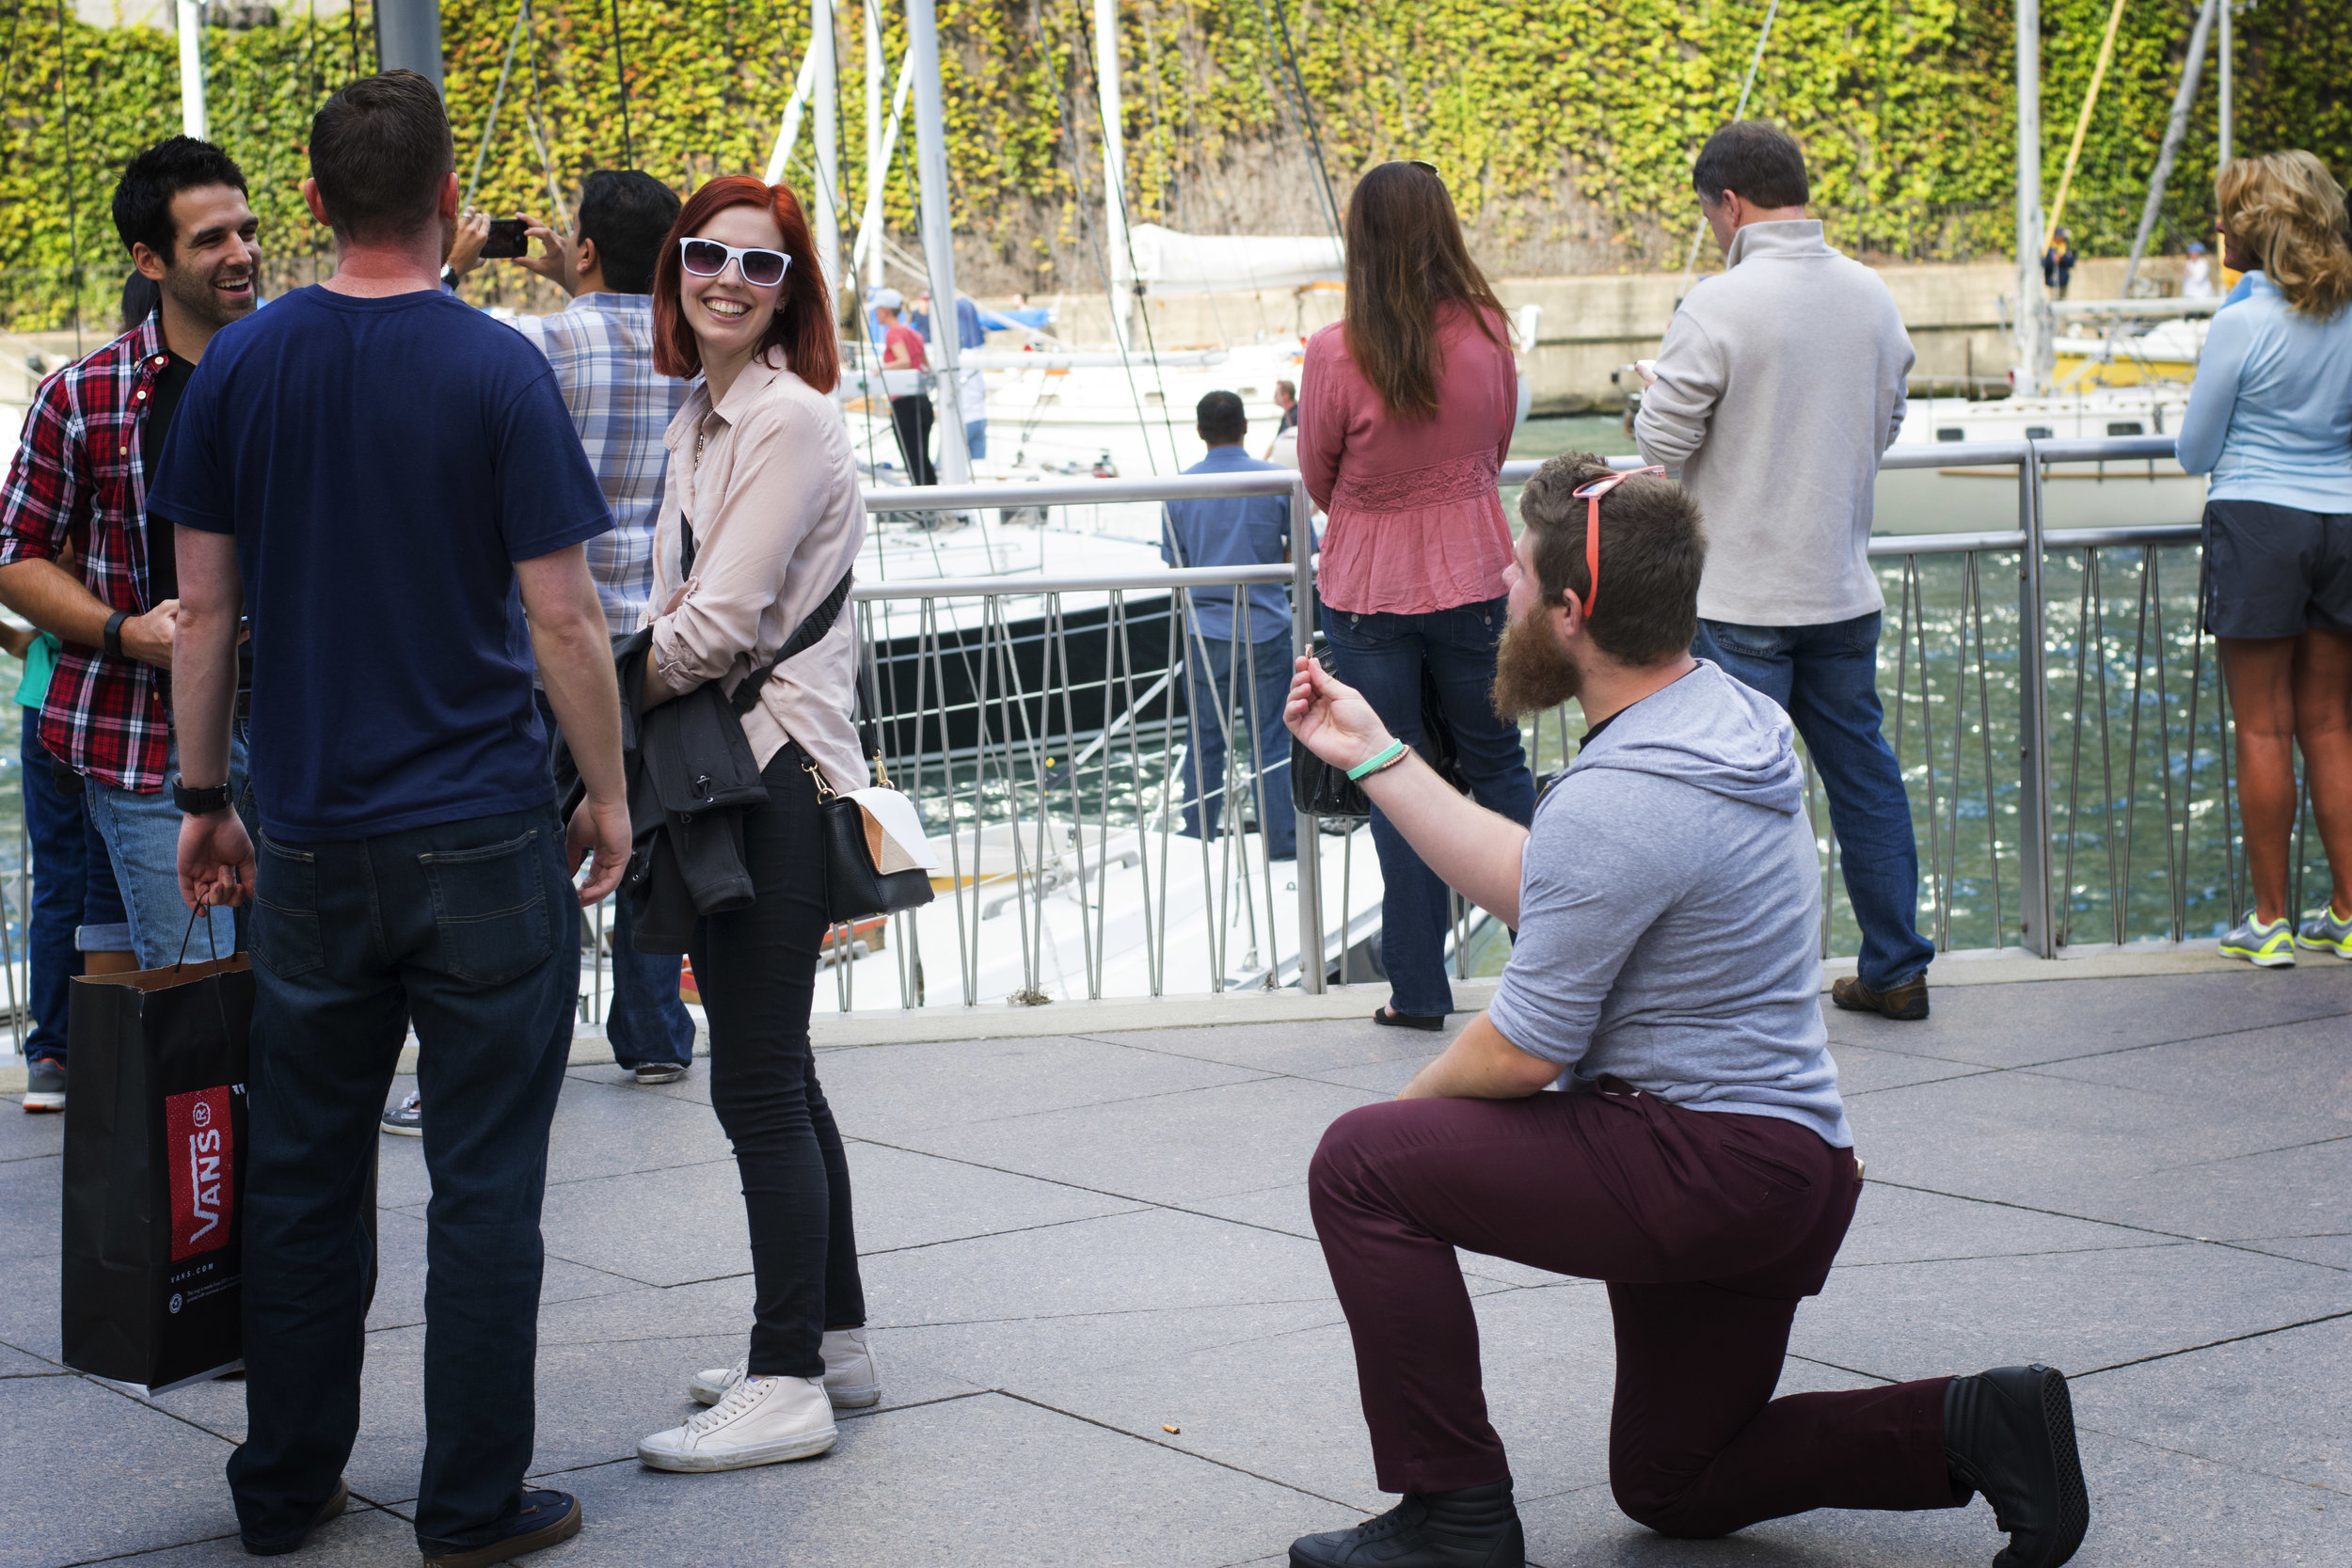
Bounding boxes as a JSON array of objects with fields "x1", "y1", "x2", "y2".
[
  {"x1": 1290, "y1": 1478, "x2": 1523, "y2": 1567},
  {"x1": 1375, "y1": 1006, "x2": 1446, "y2": 1032},
  {"x1": 422, "y1": 1490, "x2": 583, "y2": 1568},
  {"x1": 1946, "y1": 1365, "x2": 2090, "y2": 1568}
]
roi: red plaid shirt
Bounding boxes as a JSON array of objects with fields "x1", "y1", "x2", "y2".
[{"x1": 0, "y1": 314, "x2": 177, "y2": 792}]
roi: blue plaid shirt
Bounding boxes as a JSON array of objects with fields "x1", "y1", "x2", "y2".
[{"x1": 505, "y1": 293, "x2": 685, "y2": 636}]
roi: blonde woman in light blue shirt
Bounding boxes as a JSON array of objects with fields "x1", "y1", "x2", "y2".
[{"x1": 2179, "y1": 150, "x2": 2352, "y2": 964}]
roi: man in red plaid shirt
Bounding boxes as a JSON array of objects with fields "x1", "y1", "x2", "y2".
[{"x1": 0, "y1": 138, "x2": 261, "y2": 1000}]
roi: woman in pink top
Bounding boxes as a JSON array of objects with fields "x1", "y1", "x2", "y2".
[
  {"x1": 1299, "y1": 161, "x2": 1535, "y2": 1027},
  {"x1": 629, "y1": 176, "x2": 879, "y2": 1476}
]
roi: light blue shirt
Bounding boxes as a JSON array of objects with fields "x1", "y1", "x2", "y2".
[
  {"x1": 2176, "y1": 273, "x2": 2352, "y2": 512},
  {"x1": 1159, "y1": 446, "x2": 1295, "y2": 644}
]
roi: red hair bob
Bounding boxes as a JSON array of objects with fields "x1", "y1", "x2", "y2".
[{"x1": 652, "y1": 175, "x2": 840, "y2": 393}]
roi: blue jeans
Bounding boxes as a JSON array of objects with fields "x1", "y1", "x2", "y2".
[
  {"x1": 1181, "y1": 627, "x2": 1297, "y2": 860},
  {"x1": 606, "y1": 895, "x2": 695, "y2": 1069},
  {"x1": 20, "y1": 712, "x2": 85, "y2": 1063},
  {"x1": 1322, "y1": 596, "x2": 1536, "y2": 1017},
  {"x1": 965, "y1": 419, "x2": 988, "y2": 460},
  {"x1": 228, "y1": 803, "x2": 580, "y2": 1555},
  {"x1": 534, "y1": 692, "x2": 692, "y2": 1069},
  {"x1": 1693, "y1": 613, "x2": 1934, "y2": 990},
  {"x1": 86, "y1": 731, "x2": 247, "y2": 968}
]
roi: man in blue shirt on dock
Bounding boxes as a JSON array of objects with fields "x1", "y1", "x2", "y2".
[{"x1": 1165, "y1": 391, "x2": 1300, "y2": 861}]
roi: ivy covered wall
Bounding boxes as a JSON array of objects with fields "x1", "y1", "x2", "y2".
[{"x1": 1, "y1": 0, "x2": 2346, "y2": 328}]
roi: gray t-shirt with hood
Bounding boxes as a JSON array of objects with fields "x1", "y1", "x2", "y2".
[{"x1": 1486, "y1": 660, "x2": 1851, "y2": 1148}]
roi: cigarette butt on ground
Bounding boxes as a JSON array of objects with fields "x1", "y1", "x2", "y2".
[{"x1": 1163, "y1": 1424, "x2": 1181, "y2": 1434}]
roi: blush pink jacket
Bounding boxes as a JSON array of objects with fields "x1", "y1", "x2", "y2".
[{"x1": 1298, "y1": 302, "x2": 1518, "y2": 615}]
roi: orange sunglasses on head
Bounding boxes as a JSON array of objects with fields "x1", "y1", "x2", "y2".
[{"x1": 1566, "y1": 465, "x2": 1665, "y2": 619}]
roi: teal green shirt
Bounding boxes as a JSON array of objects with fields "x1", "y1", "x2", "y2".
[{"x1": 13, "y1": 631, "x2": 58, "y2": 712}]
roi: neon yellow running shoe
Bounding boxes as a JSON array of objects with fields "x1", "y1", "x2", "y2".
[
  {"x1": 2219, "y1": 913, "x2": 2296, "y2": 968},
  {"x1": 2296, "y1": 904, "x2": 2352, "y2": 958}
]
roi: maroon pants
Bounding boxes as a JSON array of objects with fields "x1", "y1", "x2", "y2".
[{"x1": 1308, "y1": 1083, "x2": 1965, "y2": 1538}]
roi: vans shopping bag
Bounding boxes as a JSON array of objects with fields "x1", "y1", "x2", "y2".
[{"x1": 60, "y1": 951, "x2": 254, "y2": 1396}]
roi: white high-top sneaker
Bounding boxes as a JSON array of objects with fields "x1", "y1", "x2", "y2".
[
  {"x1": 637, "y1": 1374, "x2": 837, "y2": 1472},
  {"x1": 689, "y1": 1330, "x2": 882, "y2": 1410}
]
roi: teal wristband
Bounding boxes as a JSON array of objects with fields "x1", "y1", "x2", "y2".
[{"x1": 1346, "y1": 739, "x2": 1407, "y2": 781}]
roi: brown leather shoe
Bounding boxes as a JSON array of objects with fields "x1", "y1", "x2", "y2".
[{"x1": 1831, "y1": 974, "x2": 1930, "y2": 1021}]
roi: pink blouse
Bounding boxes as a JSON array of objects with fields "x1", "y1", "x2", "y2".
[{"x1": 1297, "y1": 302, "x2": 1518, "y2": 615}]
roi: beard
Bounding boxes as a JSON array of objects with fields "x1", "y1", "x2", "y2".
[
  {"x1": 1490, "y1": 604, "x2": 1584, "y2": 719},
  {"x1": 162, "y1": 259, "x2": 256, "y2": 332}
]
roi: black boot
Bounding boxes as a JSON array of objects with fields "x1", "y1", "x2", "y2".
[
  {"x1": 1287, "y1": 1477, "x2": 1523, "y2": 1567},
  {"x1": 1945, "y1": 1365, "x2": 2090, "y2": 1568}
]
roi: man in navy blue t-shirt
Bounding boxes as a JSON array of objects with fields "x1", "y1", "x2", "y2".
[{"x1": 153, "y1": 71, "x2": 628, "y2": 1566}]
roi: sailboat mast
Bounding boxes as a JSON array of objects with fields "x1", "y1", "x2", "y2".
[
  {"x1": 865, "y1": 0, "x2": 885, "y2": 290},
  {"x1": 176, "y1": 0, "x2": 208, "y2": 138},
  {"x1": 2217, "y1": 0, "x2": 2232, "y2": 165},
  {"x1": 905, "y1": 0, "x2": 973, "y2": 483},
  {"x1": 2013, "y1": 0, "x2": 2049, "y2": 394},
  {"x1": 1093, "y1": 0, "x2": 1132, "y2": 351},
  {"x1": 812, "y1": 0, "x2": 841, "y2": 292}
]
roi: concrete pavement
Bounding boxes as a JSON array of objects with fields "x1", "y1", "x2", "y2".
[{"x1": 3, "y1": 961, "x2": 2347, "y2": 1566}]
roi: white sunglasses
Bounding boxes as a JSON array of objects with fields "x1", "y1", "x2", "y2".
[{"x1": 678, "y1": 237, "x2": 792, "y2": 289}]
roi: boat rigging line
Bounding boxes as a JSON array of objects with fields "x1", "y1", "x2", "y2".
[
  {"x1": 2042, "y1": 0, "x2": 2127, "y2": 248},
  {"x1": 1028, "y1": 0, "x2": 1161, "y2": 474},
  {"x1": 54, "y1": 0, "x2": 82, "y2": 355},
  {"x1": 1249, "y1": 0, "x2": 1339, "y2": 242},
  {"x1": 607, "y1": 0, "x2": 633, "y2": 167},
  {"x1": 1068, "y1": 0, "x2": 1184, "y2": 468},
  {"x1": 1673, "y1": 0, "x2": 1778, "y2": 316}
]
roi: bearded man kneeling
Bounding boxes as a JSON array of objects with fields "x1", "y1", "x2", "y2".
[{"x1": 1276, "y1": 452, "x2": 2089, "y2": 1568}]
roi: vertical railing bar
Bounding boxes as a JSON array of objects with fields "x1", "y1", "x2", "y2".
[
  {"x1": 1969, "y1": 551, "x2": 2004, "y2": 946},
  {"x1": 1910, "y1": 560, "x2": 1948, "y2": 954},
  {"x1": 1291, "y1": 473, "x2": 1324, "y2": 994},
  {"x1": 2091, "y1": 551, "x2": 2119, "y2": 944},
  {"x1": 2181, "y1": 547, "x2": 2210, "y2": 944},
  {"x1": 1946, "y1": 559, "x2": 1969, "y2": 947},
  {"x1": 2120, "y1": 546, "x2": 2153, "y2": 944},
  {"x1": 2016, "y1": 449, "x2": 2054, "y2": 957},
  {"x1": 2148, "y1": 551, "x2": 2183, "y2": 941},
  {"x1": 2060, "y1": 551, "x2": 2093, "y2": 946}
]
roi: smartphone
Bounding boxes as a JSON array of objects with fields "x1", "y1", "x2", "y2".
[{"x1": 482, "y1": 217, "x2": 530, "y2": 260}]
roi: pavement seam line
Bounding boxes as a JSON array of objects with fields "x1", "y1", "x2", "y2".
[
  {"x1": 1863, "y1": 1176, "x2": 2352, "y2": 1273},
  {"x1": 2072, "y1": 1420, "x2": 2352, "y2": 1498},
  {"x1": 842, "y1": 1132, "x2": 1339, "y2": 1244},
  {"x1": 990, "y1": 1388, "x2": 1371, "y2": 1513},
  {"x1": 2071, "y1": 1306, "x2": 2352, "y2": 1379}
]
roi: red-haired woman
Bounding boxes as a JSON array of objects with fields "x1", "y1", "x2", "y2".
[
  {"x1": 1299, "y1": 161, "x2": 1536, "y2": 1028},
  {"x1": 629, "y1": 176, "x2": 879, "y2": 1473}
]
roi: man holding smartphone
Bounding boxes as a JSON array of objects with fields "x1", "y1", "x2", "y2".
[{"x1": 425, "y1": 170, "x2": 699, "y2": 1128}]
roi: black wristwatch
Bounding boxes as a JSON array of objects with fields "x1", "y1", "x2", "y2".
[
  {"x1": 172, "y1": 774, "x2": 233, "y2": 816},
  {"x1": 103, "y1": 609, "x2": 129, "y2": 658}
]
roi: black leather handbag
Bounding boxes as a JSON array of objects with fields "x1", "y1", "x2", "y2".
[
  {"x1": 792, "y1": 737, "x2": 937, "y2": 923},
  {"x1": 1288, "y1": 637, "x2": 1469, "y2": 818},
  {"x1": 750, "y1": 567, "x2": 936, "y2": 925}
]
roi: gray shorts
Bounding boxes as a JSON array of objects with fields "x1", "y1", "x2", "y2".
[{"x1": 2201, "y1": 499, "x2": 2352, "y2": 640}]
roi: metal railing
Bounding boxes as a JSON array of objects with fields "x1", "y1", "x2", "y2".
[
  {"x1": 805, "y1": 431, "x2": 2317, "y2": 1015},
  {"x1": 0, "y1": 434, "x2": 2315, "y2": 1039}
]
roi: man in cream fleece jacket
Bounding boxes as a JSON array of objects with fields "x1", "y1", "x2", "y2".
[{"x1": 1634, "y1": 119, "x2": 1935, "y2": 1022}]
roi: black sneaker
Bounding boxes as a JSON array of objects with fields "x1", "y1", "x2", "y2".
[
  {"x1": 379, "y1": 1091, "x2": 421, "y2": 1137},
  {"x1": 422, "y1": 1489, "x2": 582, "y2": 1568},
  {"x1": 1946, "y1": 1365, "x2": 2090, "y2": 1568},
  {"x1": 1289, "y1": 1478, "x2": 1523, "y2": 1567},
  {"x1": 241, "y1": 1478, "x2": 347, "y2": 1556},
  {"x1": 633, "y1": 1062, "x2": 689, "y2": 1085},
  {"x1": 22, "y1": 1057, "x2": 65, "y2": 1113}
]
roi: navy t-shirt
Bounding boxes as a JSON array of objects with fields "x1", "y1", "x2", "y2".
[{"x1": 148, "y1": 285, "x2": 612, "y2": 842}]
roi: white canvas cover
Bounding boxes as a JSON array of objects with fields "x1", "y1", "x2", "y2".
[{"x1": 1125, "y1": 224, "x2": 1344, "y2": 295}]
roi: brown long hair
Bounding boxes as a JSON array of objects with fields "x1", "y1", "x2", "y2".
[
  {"x1": 652, "y1": 175, "x2": 840, "y2": 392},
  {"x1": 1342, "y1": 162, "x2": 1506, "y2": 420},
  {"x1": 2217, "y1": 151, "x2": 2352, "y2": 321}
]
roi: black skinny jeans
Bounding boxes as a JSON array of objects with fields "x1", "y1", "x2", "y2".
[{"x1": 691, "y1": 749, "x2": 866, "y2": 1377}]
